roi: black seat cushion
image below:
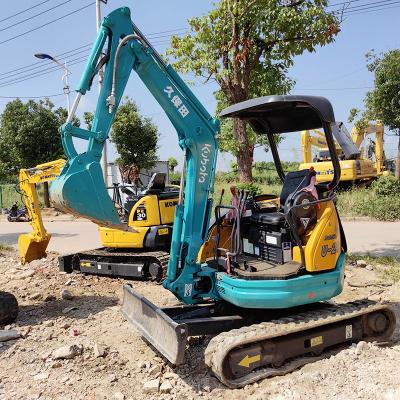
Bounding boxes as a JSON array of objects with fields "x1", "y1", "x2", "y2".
[
  {"x1": 251, "y1": 212, "x2": 285, "y2": 226},
  {"x1": 280, "y1": 169, "x2": 311, "y2": 205}
]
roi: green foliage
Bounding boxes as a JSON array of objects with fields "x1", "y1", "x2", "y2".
[
  {"x1": 168, "y1": 156, "x2": 178, "y2": 172},
  {"x1": 111, "y1": 99, "x2": 159, "y2": 171},
  {"x1": 236, "y1": 182, "x2": 262, "y2": 195},
  {"x1": 169, "y1": 171, "x2": 181, "y2": 184},
  {"x1": 167, "y1": 0, "x2": 339, "y2": 180},
  {"x1": 371, "y1": 175, "x2": 400, "y2": 196},
  {"x1": 83, "y1": 111, "x2": 94, "y2": 130},
  {"x1": 349, "y1": 50, "x2": 400, "y2": 178},
  {"x1": 0, "y1": 99, "x2": 70, "y2": 182},
  {"x1": 219, "y1": 161, "x2": 299, "y2": 185},
  {"x1": 0, "y1": 243, "x2": 12, "y2": 251},
  {"x1": 364, "y1": 50, "x2": 400, "y2": 132},
  {"x1": 337, "y1": 176, "x2": 400, "y2": 221}
]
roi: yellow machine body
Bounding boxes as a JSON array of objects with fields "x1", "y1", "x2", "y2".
[
  {"x1": 292, "y1": 199, "x2": 340, "y2": 272},
  {"x1": 18, "y1": 159, "x2": 66, "y2": 263},
  {"x1": 300, "y1": 122, "x2": 386, "y2": 184},
  {"x1": 301, "y1": 159, "x2": 377, "y2": 183},
  {"x1": 99, "y1": 194, "x2": 178, "y2": 248}
]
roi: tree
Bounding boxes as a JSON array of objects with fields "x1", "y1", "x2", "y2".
[
  {"x1": 83, "y1": 111, "x2": 94, "y2": 130},
  {"x1": 167, "y1": 0, "x2": 340, "y2": 182},
  {"x1": 168, "y1": 156, "x2": 178, "y2": 173},
  {"x1": 0, "y1": 98, "x2": 70, "y2": 205},
  {"x1": 111, "y1": 98, "x2": 159, "y2": 186},
  {"x1": 349, "y1": 50, "x2": 400, "y2": 180}
]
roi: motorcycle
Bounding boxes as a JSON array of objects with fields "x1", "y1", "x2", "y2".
[{"x1": 7, "y1": 202, "x2": 30, "y2": 222}]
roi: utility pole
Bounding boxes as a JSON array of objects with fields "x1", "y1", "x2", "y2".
[{"x1": 96, "y1": 0, "x2": 108, "y2": 184}]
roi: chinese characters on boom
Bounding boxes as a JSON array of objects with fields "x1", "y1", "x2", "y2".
[{"x1": 164, "y1": 86, "x2": 189, "y2": 118}]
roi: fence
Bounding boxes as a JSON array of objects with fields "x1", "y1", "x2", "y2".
[{"x1": 0, "y1": 183, "x2": 45, "y2": 211}]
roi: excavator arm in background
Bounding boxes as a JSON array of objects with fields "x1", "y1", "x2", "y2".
[
  {"x1": 351, "y1": 121, "x2": 385, "y2": 174},
  {"x1": 49, "y1": 7, "x2": 219, "y2": 303},
  {"x1": 18, "y1": 159, "x2": 65, "y2": 263}
]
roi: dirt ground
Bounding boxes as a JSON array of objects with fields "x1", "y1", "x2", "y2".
[{"x1": 0, "y1": 250, "x2": 399, "y2": 400}]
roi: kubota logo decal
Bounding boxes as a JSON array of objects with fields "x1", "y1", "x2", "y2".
[{"x1": 199, "y1": 143, "x2": 212, "y2": 183}]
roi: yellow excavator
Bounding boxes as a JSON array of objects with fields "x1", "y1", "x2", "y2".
[
  {"x1": 300, "y1": 121, "x2": 388, "y2": 184},
  {"x1": 19, "y1": 159, "x2": 178, "y2": 280},
  {"x1": 18, "y1": 159, "x2": 65, "y2": 264}
]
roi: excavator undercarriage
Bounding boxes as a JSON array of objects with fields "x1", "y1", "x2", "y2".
[{"x1": 122, "y1": 287, "x2": 395, "y2": 388}]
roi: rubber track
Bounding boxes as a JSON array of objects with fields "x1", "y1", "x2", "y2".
[
  {"x1": 78, "y1": 248, "x2": 170, "y2": 278},
  {"x1": 205, "y1": 300, "x2": 395, "y2": 388}
]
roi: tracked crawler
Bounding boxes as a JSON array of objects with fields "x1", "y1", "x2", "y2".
[
  {"x1": 205, "y1": 300, "x2": 395, "y2": 388},
  {"x1": 60, "y1": 248, "x2": 169, "y2": 281}
]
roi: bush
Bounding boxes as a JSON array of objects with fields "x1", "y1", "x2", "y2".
[
  {"x1": 236, "y1": 182, "x2": 262, "y2": 195},
  {"x1": 215, "y1": 171, "x2": 237, "y2": 183},
  {"x1": 372, "y1": 175, "x2": 400, "y2": 196},
  {"x1": 337, "y1": 183, "x2": 400, "y2": 221}
]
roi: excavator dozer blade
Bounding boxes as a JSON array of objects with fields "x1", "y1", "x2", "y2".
[
  {"x1": 18, "y1": 233, "x2": 50, "y2": 264},
  {"x1": 121, "y1": 284, "x2": 188, "y2": 365},
  {"x1": 50, "y1": 157, "x2": 127, "y2": 230}
]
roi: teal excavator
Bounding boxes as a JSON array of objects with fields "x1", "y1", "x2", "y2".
[{"x1": 50, "y1": 7, "x2": 396, "y2": 388}]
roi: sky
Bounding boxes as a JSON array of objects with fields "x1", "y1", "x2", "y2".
[{"x1": 0, "y1": 0, "x2": 399, "y2": 171}]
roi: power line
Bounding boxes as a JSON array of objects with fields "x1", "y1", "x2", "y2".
[
  {"x1": 0, "y1": 43, "x2": 92, "y2": 78},
  {"x1": 0, "y1": 93, "x2": 65, "y2": 99},
  {"x1": 294, "y1": 86, "x2": 373, "y2": 90},
  {"x1": 0, "y1": 1, "x2": 50, "y2": 24},
  {"x1": 0, "y1": 47, "x2": 91, "y2": 81},
  {"x1": 0, "y1": 32, "x2": 183, "y2": 89},
  {"x1": 340, "y1": 0, "x2": 400, "y2": 13},
  {"x1": 0, "y1": 53, "x2": 90, "y2": 86},
  {"x1": 332, "y1": 0, "x2": 395, "y2": 10},
  {"x1": 0, "y1": 2, "x2": 95, "y2": 46},
  {"x1": 0, "y1": 0, "x2": 75, "y2": 33},
  {"x1": 343, "y1": 3, "x2": 400, "y2": 14},
  {"x1": 0, "y1": 56, "x2": 89, "y2": 89},
  {"x1": 0, "y1": 29, "x2": 183, "y2": 80}
]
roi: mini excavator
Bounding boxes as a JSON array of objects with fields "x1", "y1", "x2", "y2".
[
  {"x1": 18, "y1": 158, "x2": 177, "y2": 279},
  {"x1": 49, "y1": 7, "x2": 396, "y2": 388}
]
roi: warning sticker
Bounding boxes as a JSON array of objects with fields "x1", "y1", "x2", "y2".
[{"x1": 310, "y1": 336, "x2": 323, "y2": 347}]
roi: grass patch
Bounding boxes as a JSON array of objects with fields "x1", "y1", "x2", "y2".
[
  {"x1": 347, "y1": 253, "x2": 400, "y2": 282},
  {"x1": 0, "y1": 243, "x2": 12, "y2": 251},
  {"x1": 337, "y1": 188, "x2": 400, "y2": 221}
]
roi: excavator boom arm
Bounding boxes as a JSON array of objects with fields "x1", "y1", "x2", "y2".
[
  {"x1": 50, "y1": 7, "x2": 219, "y2": 303},
  {"x1": 18, "y1": 158, "x2": 65, "y2": 263}
]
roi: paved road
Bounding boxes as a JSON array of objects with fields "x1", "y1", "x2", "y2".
[{"x1": 0, "y1": 219, "x2": 399, "y2": 257}]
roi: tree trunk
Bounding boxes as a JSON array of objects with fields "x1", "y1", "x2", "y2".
[
  {"x1": 234, "y1": 117, "x2": 253, "y2": 182},
  {"x1": 43, "y1": 182, "x2": 50, "y2": 208},
  {"x1": 396, "y1": 135, "x2": 400, "y2": 180}
]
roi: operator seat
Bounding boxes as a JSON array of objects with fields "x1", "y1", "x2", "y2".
[
  {"x1": 139, "y1": 172, "x2": 179, "y2": 201},
  {"x1": 250, "y1": 169, "x2": 313, "y2": 227},
  {"x1": 141, "y1": 173, "x2": 166, "y2": 195}
]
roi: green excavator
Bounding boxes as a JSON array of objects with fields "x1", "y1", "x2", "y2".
[{"x1": 49, "y1": 7, "x2": 396, "y2": 388}]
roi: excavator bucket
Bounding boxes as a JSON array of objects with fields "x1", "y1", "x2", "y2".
[
  {"x1": 18, "y1": 233, "x2": 50, "y2": 264},
  {"x1": 121, "y1": 284, "x2": 189, "y2": 364},
  {"x1": 50, "y1": 155, "x2": 125, "y2": 230}
]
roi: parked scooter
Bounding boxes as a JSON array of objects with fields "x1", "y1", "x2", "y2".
[{"x1": 7, "y1": 202, "x2": 30, "y2": 222}]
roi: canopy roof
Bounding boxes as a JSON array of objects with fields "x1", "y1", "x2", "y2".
[{"x1": 219, "y1": 95, "x2": 335, "y2": 134}]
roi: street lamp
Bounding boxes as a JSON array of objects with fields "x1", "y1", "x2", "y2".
[{"x1": 34, "y1": 53, "x2": 72, "y2": 115}]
